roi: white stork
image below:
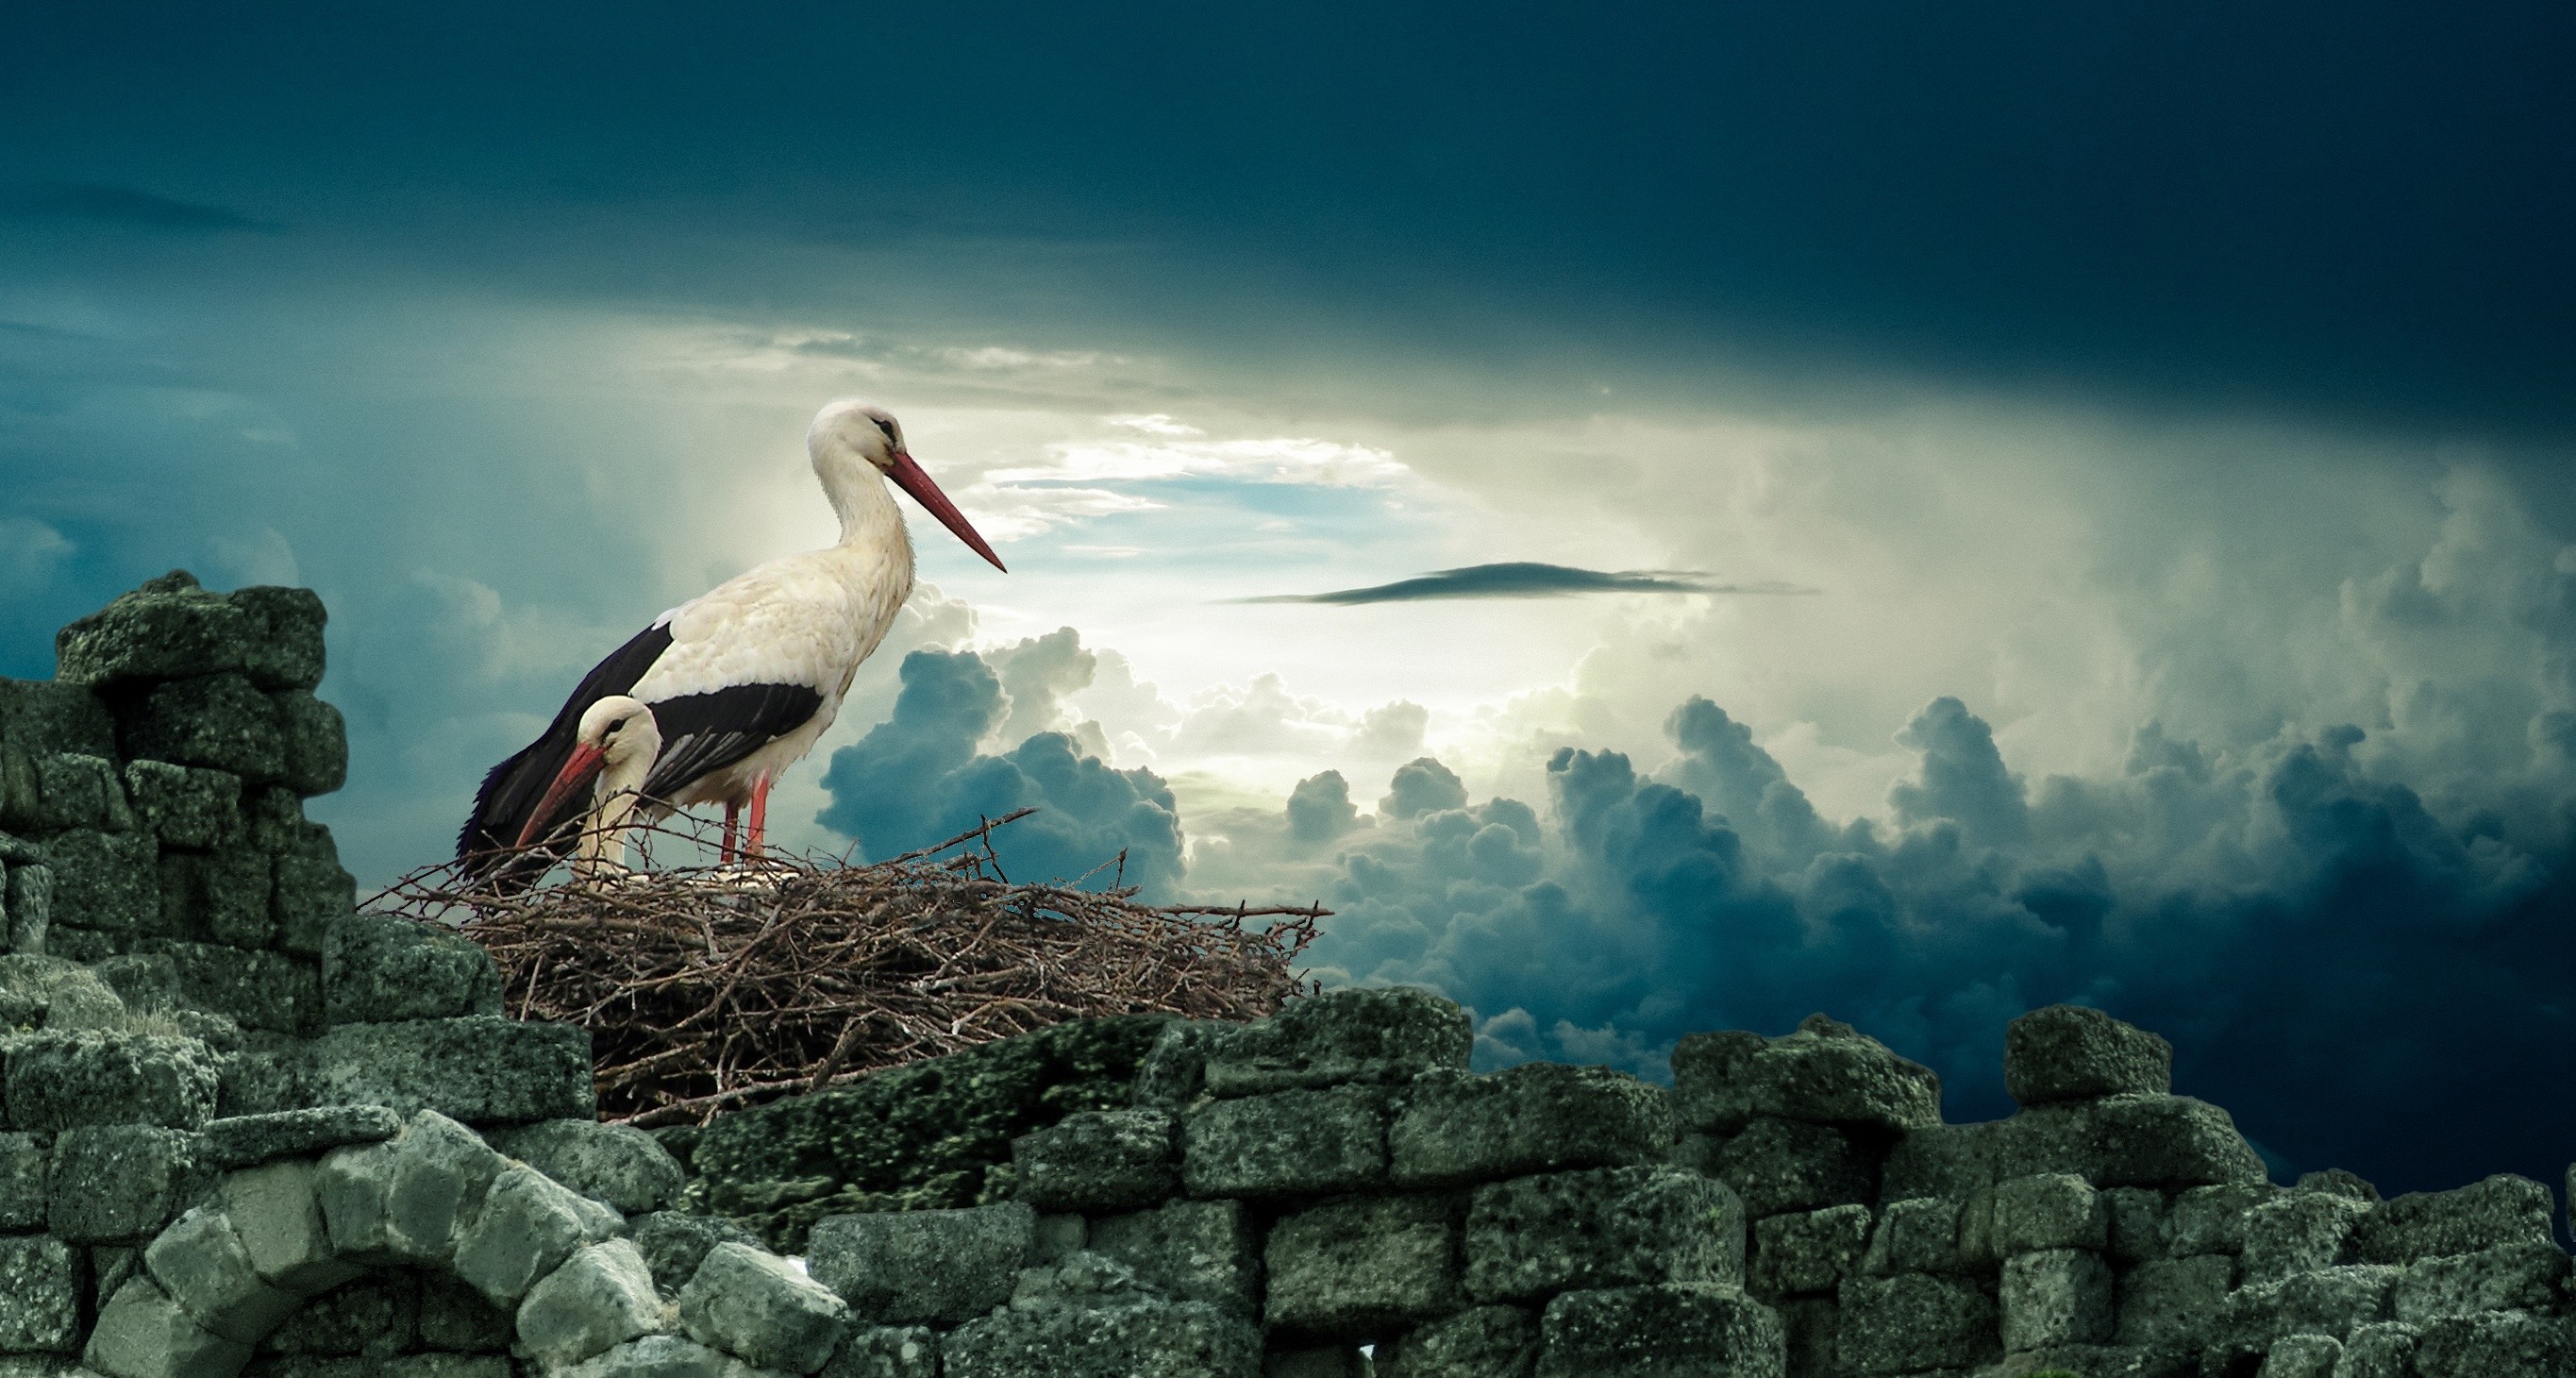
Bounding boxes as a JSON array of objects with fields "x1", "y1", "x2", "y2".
[
  {"x1": 513, "y1": 696, "x2": 661, "y2": 884},
  {"x1": 457, "y1": 400, "x2": 1004, "y2": 888}
]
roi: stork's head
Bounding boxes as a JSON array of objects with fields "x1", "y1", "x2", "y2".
[
  {"x1": 809, "y1": 399, "x2": 1007, "y2": 572},
  {"x1": 516, "y1": 696, "x2": 662, "y2": 849}
]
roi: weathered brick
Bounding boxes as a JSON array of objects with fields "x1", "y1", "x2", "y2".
[
  {"x1": 1392, "y1": 1063, "x2": 1675, "y2": 1188},
  {"x1": 1465, "y1": 1167, "x2": 1743, "y2": 1303},
  {"x1": 807, "y1": 1202, "x2": 1033, "y2": 1327},
  {"x1": 1180, "y1": 1084, "x2": 1387, "y2": 1199},
  {"x1": 1534, "y1": 1284, "x2": 1786, "y2": 1378},
  {"x1": 2002, "y1": 1005, "x2": 2171, "y2": 1106},
  {"x1": 1085, "y1": 1198, "x2": 1259, "y2": 1315},
  {"x1": 1012, "y1": 1109, "x2": 1179, "y2": 1214},
  {"x1": 1266, "y1": 1194, "x2": 1463, "y2": 1337},
  {"x1": 1198, "y1": 986, "x2": 1470, "y2": 1098},
  {"x1": 1671, "y1": 1015, "x2": 1941, "y2": 1134}
]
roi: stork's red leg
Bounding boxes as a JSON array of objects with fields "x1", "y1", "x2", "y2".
[
  {"x1": 746, "y1": 777, "x2": 771, "y2": 860},
  {"x1": 721, "y1": 800, "x2": 741, "y2": 865}
]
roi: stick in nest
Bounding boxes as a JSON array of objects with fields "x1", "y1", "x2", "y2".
[{"x1": 365, "y1": 809, "x2": 1325, "y2": 1127}]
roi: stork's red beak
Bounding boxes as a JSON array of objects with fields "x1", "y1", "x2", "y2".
[
  {"x1": 888, "y1": 451, "x2": 1008, "y2": 573},
  {"x1": 517, "y1": 743, "x2": 608, "y2": 848}
]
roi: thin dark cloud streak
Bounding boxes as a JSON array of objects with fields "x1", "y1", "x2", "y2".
[
  {"x1": 1229, "y1": 562, "x2": 1818, "y2": 606},
  {"x1": 0, "y1": 182, "x2": 276, "y2": 233}
]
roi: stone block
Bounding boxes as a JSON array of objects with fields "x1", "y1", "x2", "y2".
[
  {"x1": 157, "y1": 944, "x2": 316, "y2": 1035},
  {"x1": 120, "y1": 675, "x2": 284, "y2": 781},
  {"x1": 1992, "y1": 1173, "x2": 2107, "y2": 1254},
  {"x1": 2242, "y1": 1191, "x2": 2369, "y2": 1286},
  {"x1": 1376, "y1": 1304, "x2": 1538, "y2": 1378},
  {"x1": 50, "y1": 1125, "x2": 204, "y2": 1243},
  {"x1": 1533, "y1": 1284, "x2": 1785, "y2": 1378},
  {"x1": 2071, "y1": 1095, "x2": 2269, "y2": 1189},
  {"x1": 1129, "y1": 1019, "x2": 1229, "y2": 1111},
  {"x1": 0, "y1": 953, "x2": 126, "y2": 1030},
  {"x1": 217, "y1": 1160, "x2": 362, "y2": 1295},
  {"x1": 1265, "y1": 1194, "x2": 1463, "y2": 1337},
  {"x1": 1707, "y1": 1117, "x2": 1872, "y2": 1218},
  {"x1": 515, "y1": 1239, "x2": 668, "y2": 1370},
  {"x1": 1864, "y1": 1195, "x2": 1962, "y2": 1275},
  {"x1": 1199, "y1": 986, "x2": 1470, "y2": 1098},
  {"x1": 1671, "y1": 1017, "x2": 1941, "y2": 1134},
  {"x1": 270, "y1": 695, "x2": 344, "y2": 799},
  {"x1": 1999, "y1": 1248, "x2": 2111, "y2": 1351},
  {"x1": 200, "y1": 1106, "x2": 403, "y2": 1172},
  {"x1": 42, "y1": 830, "x2": 158, "y2": 934},
  {"x1": 939, "y1": 1296, "x2": 1261, "y2": 1378},
  {"x1": 1464, "y1": 1166, "x2": 1743, "y2": 1303},
  {"x1": 0, "y1": 1132, "x2": 45, "y2": 1230},
  {"x1": 123, "y1": 764, "x2": 244, "y2": 851},
  {"x1": 299, "y1": 1017, "x2": 595, "y2": 1124},
  {"x1": 1749, "y1": 1203, "x2": 1869, "y2": 1300},
  {"x1": 2165, "y1": 1182, "x2": 2283, "y2": 1256},
  {"x1": 1011, "y1": 1109, "x2": 1177, "y2": 1213},
  {"x1": 633, "y1": 1213, "x2": 765, "y2": 1298},
  {"x1": 2101, "y1": 1186, "x2": 2168, "y2": 1263},
  {"x1": 1179, "y1": 1084, "x2": 1386, "y2": 1199},
  {"x1": 453, "y1": 1163, "x2": 625, "y2": 1305},
  {"x1": 552, "y1": 1335, "x2": 737, "y2": 1377},
  {"x1": 2003, "y1": 1005, "x2": 2171, "y2": 1106},
  {"x1": 315, "y1": 1111, "x2": 508, "y2": 1267},
  {"x1": 54, "y1": 576, "x2": 253, "y2": 686},
  {"x1": 1837, "y1": 1273, "x2": 1999, "y2": 1374},
  {"x1": 267, "y1": 856, "x2": 351, "y2": 959},
  {"x1": 2299, "y1": 1168, "x2": 2380, "y2": 1202},
  {"x1": 158, "y1": 850, "x2": 274, "y2": 949},
  {"x1": 2392, "y1": 1241, "x2": 2567, "y2": 1324},
  {"x1": 0, "y1": 1236, "x2": 80, "y2": 1353},
  {"x1": 227, "y1": 586, "x2": 327, "y2": 693},
  {"x1": 484, "y1": 1118, "x2": 684, "y2": 1215},
  {"x1": 0, "y1": 752, "x2": 36, "y2": 835},
  {"x1": 807, "y1": 1202, "x2": 1034, "y2": 1327},
  {"x1": 37, "y1": 755, "x2": 134, "y2": 832},
  {"x1": 681, "y1": 1242, "x2": 851, "y2": 1373},
  {"x1": 2111, "y1": 1253, "x2": 2233, "y2": 1348},
  {"x1": 823, "y1": 1325, "x2": 939, "y2": 1378},
  {"x1": 2350, "y1": 1174, "x2": 2554, "y2": 1266},
  {"x1": 1085, "y1": 1198, "x2": 1258, "y2": 1315},
  {"x1": 6, "y1": 1031, "x2": 220, "y2": 1131},
  {"x1": 3, "y1": 863, "x2": 49, "y2": 956},
  {"x1": 2262, "y1": 1334, "x2": 2343, "y2": 1378},
  {"x1": 2219, "y1": 1265, "x2": 2401, "y2": 1356},
  {"x1": 1391, "y1": 1063, "x2": 1674, "y2": 1189},
  {"x1": 0, "y1": 677, "x2": 119, "y2": 759},
  {"x1": 142, "y1": 1207, "x2": 299, "y2": 1344},
  {"x1": 81, "y1": 1276, "x2": 250, "y2": 1378},
  {"x1": 2411, "y1": 1311, "x2": 2576, "y2": 1378},
  {"x1": 320, "y1": 914, "x2": 499, "y2": 1026},
  {"x1": 2336, "y1": 1321, "x2": 2419, "y2": 1378}
]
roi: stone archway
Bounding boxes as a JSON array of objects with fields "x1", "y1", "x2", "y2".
[{"x1": 86, "y1": 1111, "x2": 852, "y2": 1378}]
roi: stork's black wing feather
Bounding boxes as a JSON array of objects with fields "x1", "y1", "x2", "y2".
[
  {"x1": 455, "y1": 619, "x2": 676, "y2": 886},
  {"x1": 637, "y1": 681, "x2": 826, "y2": 802}
]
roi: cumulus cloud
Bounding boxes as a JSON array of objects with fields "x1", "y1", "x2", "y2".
[
  {"x1": 1233, "y1": 562, "x2": 1815, "y2": 605},
  {"x1": 816, "y1": 648, "x2": 1183, "y2": 895},
  {"x1": 1247, "y1": 684, "x2": 2576, "y2": 1194}
]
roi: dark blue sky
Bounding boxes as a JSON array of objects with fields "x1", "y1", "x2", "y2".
[
  {"x1": 6, "y1": 3, "x2": 2576, "y2": 1199},
  {"x1": 8, "y1": 1, "x2": 2572, "y2": 432}
]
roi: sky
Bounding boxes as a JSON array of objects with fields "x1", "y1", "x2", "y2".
[{"x1": 4, "y1": 2, "x2": 2573, "y2": 1197}]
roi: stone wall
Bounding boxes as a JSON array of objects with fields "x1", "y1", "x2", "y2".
[{"x1": 5, "y1": 574, "x2": 2575, "y2": 1378}]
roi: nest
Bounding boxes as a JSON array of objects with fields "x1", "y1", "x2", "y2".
[{"x1": 365, "y1": 809, "x2": 1322, "y2": 1127}]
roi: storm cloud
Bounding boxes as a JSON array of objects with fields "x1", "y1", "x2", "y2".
[
  {"x1": 1271, "y1": 690, "x2": 2576, "y2": 1197},
  {"x1": 1233, "y1": 563, "x2": 1812, "y2": 605}
]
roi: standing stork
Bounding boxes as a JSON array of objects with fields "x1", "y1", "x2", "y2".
[{"x1": 456, "y1": 400, "x2": 1004, "y2": 888}]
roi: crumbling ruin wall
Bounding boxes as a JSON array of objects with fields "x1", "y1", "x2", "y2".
[{"x1": 3, "y1": 574, "x2": 2573, "y2": 1378}]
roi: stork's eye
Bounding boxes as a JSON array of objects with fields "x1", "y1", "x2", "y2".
[
  {"x1": 873, "y1": 417, "x2": 897, "y2": 443},
  {"x1": 603, "y1": 719, "x2": 624, "y2": 738}
]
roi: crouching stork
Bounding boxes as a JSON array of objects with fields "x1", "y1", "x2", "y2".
[{"x1": 456, "y1": 400, "x2": 1006, "y2": 890}]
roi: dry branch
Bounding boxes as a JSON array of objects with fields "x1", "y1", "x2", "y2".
[{"x1": 366, "y1": 811, "x2": 1321, "y2": 1126}]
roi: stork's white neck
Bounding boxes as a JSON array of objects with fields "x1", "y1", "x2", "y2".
[{"x1": 819, "y1": 456, "x2": 917, "y2": 564}]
